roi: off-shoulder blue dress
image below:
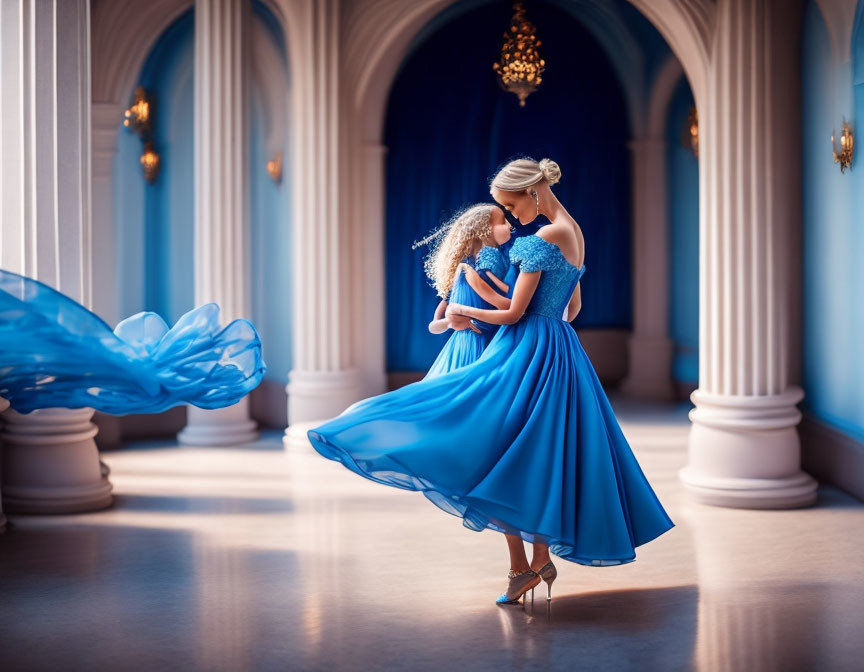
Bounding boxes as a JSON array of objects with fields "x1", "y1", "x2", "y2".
[
  {"x1": 308, "y1": 235, "x2": 674, "y2": 566},
  {"x1": 0, "y1": 269, "x2": 265, "y2": 415},
  {"x1": 424, "y1": 245, "x2": 509, "y2": 379}
]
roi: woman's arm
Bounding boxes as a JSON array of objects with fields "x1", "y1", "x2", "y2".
[
  {"x1": 446, "y1": 270, "x2": 541, "y2": 325},
  {"x1": 565, "y1": 283, "x2": 582, "y2": 322},
  {"x1": 460, "y1": 263, "x2": 511, "y2": 310}
]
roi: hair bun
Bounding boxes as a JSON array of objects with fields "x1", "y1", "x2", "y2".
[{"x1": 538, "y1": 158, "x2": 561, "y2": 186}]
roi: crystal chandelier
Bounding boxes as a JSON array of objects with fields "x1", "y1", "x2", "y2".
[{"x1": 492, "y1": 2, "x2": 545, "y2": 107}]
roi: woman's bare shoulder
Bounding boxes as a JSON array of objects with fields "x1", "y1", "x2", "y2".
[{"x1": 536, "y1": 221, "x2": 585, "y2": 267}]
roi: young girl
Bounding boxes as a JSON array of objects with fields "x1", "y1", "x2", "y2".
[
  {"x1": 416, "y1": 203, "x2": 512, "y2": 379},
  {"x1": 308, "y1": 158, "x2": 673, "y2": 607}
]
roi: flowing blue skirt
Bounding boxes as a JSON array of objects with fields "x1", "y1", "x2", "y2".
[
  {"x1": 308, "y1": 313, "x2": 674, "y2": 566},
  {"x1": 423, "y1": 329, "x2": 492, "y2": 380},
  {"x1": 0, "y1": 269, "x2": 265, "y2": 415}
]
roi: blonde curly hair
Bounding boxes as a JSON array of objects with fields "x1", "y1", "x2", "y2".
[{"x1": 412, "y1": 203, "x2": 496, "y2": 299}]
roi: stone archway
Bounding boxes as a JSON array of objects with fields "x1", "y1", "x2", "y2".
[{"x1": 278, "y1": 0, "x2": 817, "y2": 510}]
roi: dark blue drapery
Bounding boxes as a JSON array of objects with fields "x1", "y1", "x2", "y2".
[{"x1": 385, "y1": 1, "x2": 632, "y2": 371}]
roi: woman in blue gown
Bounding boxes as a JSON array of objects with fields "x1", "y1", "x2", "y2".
[
  {"x1": 420, "y1": 204, "x2": 512, "y2": 379},
  {"x1": 0, "y1": 268, "x2": 265, "y2": 415},
  {"x1": 307, "y1": 158, "x2": 674, "y2": 605}
]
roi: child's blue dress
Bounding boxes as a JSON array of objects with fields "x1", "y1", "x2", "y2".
[
  {"x1": 0, "y1": 269, "x2": 265, "y2": 415},
  {"x1": 424, "y1": 246, "x2": 509, "y2": 379},
  {"x1": 308, "y1": 235, "x2": 674, "y2": 566}
]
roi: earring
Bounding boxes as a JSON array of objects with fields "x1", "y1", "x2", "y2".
[{"x1": 531, "y1": 190, "x2": 539, "y2": 215}]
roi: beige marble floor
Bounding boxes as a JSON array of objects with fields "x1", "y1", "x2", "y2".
[{"x1": 1, "y1": 396, "x2": 863, "y2": 671}]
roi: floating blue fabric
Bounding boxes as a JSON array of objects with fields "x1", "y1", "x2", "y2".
[
  {"x1": 309, "y1": 235, "x2": 674, "y2": 566},
  {"x1": 0, "y1": 269, "x2": 265, "y2": 415}
]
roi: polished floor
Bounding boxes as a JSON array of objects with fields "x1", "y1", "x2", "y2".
[{"x1": 1, "y1": 395, "x2": 863, "y2": 671}]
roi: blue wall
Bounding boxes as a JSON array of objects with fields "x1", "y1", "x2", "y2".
[
  {"x1": 801, "y1": 1, "x2": 864, "y2": 441},
  {"x1": 666, "y1": 78, "x2": 699, "y2": 385},
  {"x1": 115, "y1": 10, "x2": 194, "y2": 325},
  {"x1": 113, "y1": 4, "x2": 292, "y2": 384},
  {"x1": 384, "y1": 0, "x2": 633, "y2": 372}
]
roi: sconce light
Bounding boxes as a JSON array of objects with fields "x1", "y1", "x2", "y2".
[
  {"x1": 123, "y1": 86, "x2": 160, "y2": 184},
  {"x1": 140, "y1": 141, "x2": 160, "y2": 184},
  {"x1": 831, "y1": 120, "x2": 854, "y2": 173},
  {"x1": 681, "y1": 106, "x2": 699, "y2": 158},
  {"x1": 123, "y1": 86, "x2": 151, "y2": 136},
  {"x1": 267, "y1": 152, "x2": 283, "y2": 184}
]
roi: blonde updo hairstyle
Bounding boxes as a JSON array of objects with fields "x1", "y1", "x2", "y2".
[
  {"x1": 412, "y1": 203, "x2": 496, "y2": 299},
  {"x1": 490, "y1": 157, "x2": 561, "y2": 192}
]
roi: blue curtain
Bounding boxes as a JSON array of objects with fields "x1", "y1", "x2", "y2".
[
  {"x1": 665, "y1": 78, "x2": 699, "y2": 385},
  {"x1": 385, "y1": 0, "x2": 632, "y2": 372}
]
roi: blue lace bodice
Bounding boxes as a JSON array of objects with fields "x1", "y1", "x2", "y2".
[{"x1": 509, "y1": 235, "x2": 586, "y2": 319}]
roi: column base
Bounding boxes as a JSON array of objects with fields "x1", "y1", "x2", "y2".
[
  {"x1": 283, "y1": 421, "x2": 322, "y2": 452},
  {"x1": 178, "y1": 398, "x2": 258, "y2": 446},
  {"x1": 681, "y1": 386, "x2": 818, "y2": 509},
  {"x1": 287, "y1": 368, "x2": 363, "y2": 425},
  {"x1": 1, "y1": 407, "x2": 113, "y2": 514},
  {"x1": 620, "y1": 335, "x2": 676, "y2": 401}
]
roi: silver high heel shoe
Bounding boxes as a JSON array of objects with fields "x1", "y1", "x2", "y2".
[
  {"x1": 495, "y1": 568, "x2": 541, "y2": 605},
  {"x1": 534, "y1": 561, "x2": 557, "y2": 601}
]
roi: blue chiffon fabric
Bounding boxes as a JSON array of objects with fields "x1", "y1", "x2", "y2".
[
  {"x1": 308, "y1": 235, "x2": 674, "y2": 566},
  {"x1": 0, "y1": 269, "x2": 265, "y2": 415},
  {"x1": 424, "y1": 246, "x2": 509, "y2": 380}
]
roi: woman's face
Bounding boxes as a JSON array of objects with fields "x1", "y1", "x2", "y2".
[
  {"x1": 491, "y1": 186, "x2": 536, "y2": 225},
  {"x1": 488, "y1": 207, "x2": 512, "y2": 245}
]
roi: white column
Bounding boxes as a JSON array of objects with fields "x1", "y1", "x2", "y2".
[
  {"x1": 355, "y1": 143, "x2": 388, "y2": 397},
  {"x1": 0, "y1": 0, "x2": 112, "y2": 513},
  {"x1": 179, "y1": 0, "x2": 258, "y2": 446},
  {"x1": 284, "y1": 0, "x2": 362, "y2": 449},
  {"x1": 621, "y1": 138, "x2": 676, "y2": 401},
  {"x1": 679, "y1": 0, "x2": 816, "y2": 508},
  {"x1": 91, "y1": 102, "x2": 122, "y2": 326}
]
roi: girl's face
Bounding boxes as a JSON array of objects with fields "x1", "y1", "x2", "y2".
[
  {"x1": 488, "y1": 207, "x2": 512, "y2": 246},
  {"x1": 491, "y1": 186, "x2": 536, "y2": 225}
]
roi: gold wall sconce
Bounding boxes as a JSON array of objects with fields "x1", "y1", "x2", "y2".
[
  {"x1": 140, "y1": 141, "x2": 161, "y2": 184},
  {"x1": 123, "y1": 86, "x2": 160, "y2": 184},
  {"x1": 266, "y1": 152, "x2": 283, "y2": 184},
  {"x1": 124, "y1": 86, "x2": 151, "y2": 136},
  {"x1": 493, "y1": 2, "x2": 545, "y2": 107},
  {"x1": 682, "y1": 106, "x2": 699, "y2": 158},
  {"x1": 831, "y1": 120, "x2": 854, "y2": 173}
]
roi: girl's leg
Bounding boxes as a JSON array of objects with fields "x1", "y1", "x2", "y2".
[
  {"x1": 504, "y1": 533, "x2": 530, "y2": 572},
  {"x1": 530, "y1": 541, "x2": 551, "y2": 571}
]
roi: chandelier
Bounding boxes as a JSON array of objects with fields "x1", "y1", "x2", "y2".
[{"x1": 492, "y1": 2, "x2": 545, "y2": 107}]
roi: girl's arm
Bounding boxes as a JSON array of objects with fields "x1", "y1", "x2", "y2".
[
  {"x1": 485, "y1": 270, "x2": 510, "y2": 295},
  {"x1": 459, "y1": 263, "x2": 511, "y2": 310},
  {"x1": 429, "y1": 299, "x2": 477, "y2": 334},
  {"x1": 428, "y1": 299, "x2": 450, "y2": 334},
  {"x1": 446, "y1": 270, "x2": 541, "y2": 325},
  {"x1": 565, "y1": 283, "x2": 582, "y2": 322}
]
